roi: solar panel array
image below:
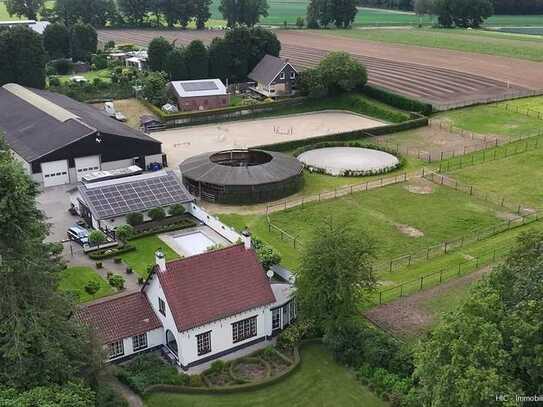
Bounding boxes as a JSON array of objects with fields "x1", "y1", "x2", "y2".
[
  {"x1": 81, "y1": 172, "x2": 192, "y2": 219},
  {"x1": 181, "y1": 81, "x2": 219, "y2": 92}
]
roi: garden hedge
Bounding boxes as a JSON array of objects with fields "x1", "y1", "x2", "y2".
[
  {"x1": 88, "y1": 244, "x2": 136, "y2": 260},
  {"x1": 362, "y1": 85, "x2": 434, "y2": 115}
]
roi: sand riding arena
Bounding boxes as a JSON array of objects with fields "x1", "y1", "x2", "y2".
[{"x1": 151, "y1": 111, "x2": 385, "y2": 167}]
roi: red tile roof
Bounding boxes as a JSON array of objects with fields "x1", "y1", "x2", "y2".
[
  {"x1": 156, "y1": 244, "x2": 276, "y2": 332},
  {"x1": 76, "y1": 292, "x2": 162, "y2": 343}
]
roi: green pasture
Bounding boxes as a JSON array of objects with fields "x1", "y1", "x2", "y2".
[
  {"x1": 324, "y1": 27, "x2": 543, "y2": 61},
  {"x1": 58, "y1": 266, "x2": 113, "y2": 303},
  {"x1": 436, "y1": 102, "x2": 543, "y2": 139},
  {"x1": 144, "y1": 343, "x2": 387, "y2": 407},
  {"x1": 221, "y1": 181, "x2": 506, "y2": 271}
]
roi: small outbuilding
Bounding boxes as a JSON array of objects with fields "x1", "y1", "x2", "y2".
[
  {"x1": 167, "y1": 79, "x2": 229, "y2": 112},
  {"x1": 248, "y1": 54, "x2": 298, "y2": 97}
]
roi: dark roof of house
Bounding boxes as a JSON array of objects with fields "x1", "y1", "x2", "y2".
[
  {"x1": 78, "y1": 170, "x2": 193, "y2": 220},
  {"x1": 156, "y1": 244, "x2": 276, "y2": 332},
  {"x1": 0, "y1": 83, "x2": 160, "y2": 162},
  {"x1": 248, "y1": 55, "x2": 295, "y2": 86},
  {"x1": 179, "y1": 149, "x2": 304, "y2": 186},
  {"x1": 75, "y1": 292, "x2": 162, "y2": 343}
]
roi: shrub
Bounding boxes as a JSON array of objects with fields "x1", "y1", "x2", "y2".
[
  {"x1": 108, "y1": 274, "x2": 125, "y2": 290},
  {"x1": 88, "y1": 245, "x2": 135, "y2": 260},
  {"x1": 91, "y1": 53, "x2": 108, "y2": 70},
  {"x1": 51, "y1": 58, "x2": 73, "y2": 75},
  {"x1": 89, "y1": 229, "x2": 107, "y2": 248},
  {"x1": 96, "y1": 262, "x2": 103, "y2": 269},
  {"x1": 277, "y1": 320, "x2": 313, "y2": 351},
  {"x1": 252, "y1": 237, "x2": 281, "y2": 270},
  {"x1": 126, "y1": 267, "x2": 133, "y2": 274},
  {"x1": 95, "y1": 383, "x2": 128, "y2": 407},
  {"x1": 117, "y1": 353, "x2": 189, "y2": 394},
  {"x1": 189, "y1": 374, "x2": 203, "y2": 387},
  {"x1": 148, "y1": 207, "x2": 166, "y2": 221},
  {"x1": 104, "y1": 40, "x2": 115, "y2": 50},
  {"x1": 138, "y1": 277, "x2": 145, "y2": 285},
  {"x1": 296, "y1": 16, "x2": 305, "y2": 27},
  {"x1": 114, "y1": 257, "x2": 122, "y2": 264},
  {"x1": 208, "y1": 360, "x2": 226, "y2": 374},
  {"x1": 116, "y1": 224, "x2": 135, "y2": 244},
  {"x1": 84, "y1": 280, "x2": 101, "y2": 296},
  {"x1": 126, "y1": 212, "x2": 144, "y2": 226},
  {"x1": 48, "y1": 76, "x2": 61, "y2": 87},
  {"x1": 168, "y1": 204, "x2": 186, "y2": 216}
]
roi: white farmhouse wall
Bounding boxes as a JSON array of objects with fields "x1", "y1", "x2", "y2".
[
  {"x1": 178, "y1": 305, "x2": 272, "y2": 367},
  {"x1": 188, "y1": 204, "x2": 243, "y2": 244},
  {"x1": 107, "y1": 327, "x2": 164, "y2": 362}
]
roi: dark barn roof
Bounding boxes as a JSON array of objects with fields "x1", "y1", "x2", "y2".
[
  {"x1": 156, "y1": 244, "x2": 276, "y2": 332},
  {"x1": 248, "y1": 55, "x2": 295, "y2": 86},
  {"x1": 0, "y1": 83, "x2": 160, "y2": 162},
  {"x1": 78, "y1": 170, "x2": 193, "y2": 220},
  {"x1": 179, "y1": 149, "x2": 303, "y2": 186}
]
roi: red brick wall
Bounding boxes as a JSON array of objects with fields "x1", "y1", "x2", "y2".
[{"x1": 176, "y1": 95, "x2": 229, "y2": 112}]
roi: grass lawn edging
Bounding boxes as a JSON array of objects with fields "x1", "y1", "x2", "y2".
[{"x1": 142, "y1": 343, "x2": 311, "y2": 396}]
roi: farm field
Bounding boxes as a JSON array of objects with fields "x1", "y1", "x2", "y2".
[
  {"x1": 98, "y1": 28, "x2": 531, "y2": 108},
  {"x1": 220, "y1": 179, "x2": 508, "y2": 270},
  {"x1": 326, "y1": 28, "x2": 543, "y2": 61},
  {"x1": 448, "y1": 145, "x2": 543, "y2": 210},
  {"x1": 436, "y1": 102, "x2": 543, "y2": 138},
  {"x1": 144, "y1": 343, "x2": 387, "y2": 407},
  {"x1": 58, "y1": 266, "x2": 113, "y2": 303}
]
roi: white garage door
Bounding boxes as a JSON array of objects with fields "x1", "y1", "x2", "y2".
[
  {"x1": 41, "y1": 160, "x2": 69, "y2": 188},
  {"x1": 75, "y1": 155, "x2": 101, "y2": 181}
]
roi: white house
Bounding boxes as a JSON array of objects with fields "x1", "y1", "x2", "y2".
[{"x1": 76, "y1": 242, "x2": 296, "y2": 371}]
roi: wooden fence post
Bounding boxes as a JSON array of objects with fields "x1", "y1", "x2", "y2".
[{"x1": 420, "y1": 277, "x2": 424, "y2": 290}]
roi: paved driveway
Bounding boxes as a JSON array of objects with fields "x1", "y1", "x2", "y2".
[{"x1": 37, "y1": 184, "x2": 79, "y2": 243}]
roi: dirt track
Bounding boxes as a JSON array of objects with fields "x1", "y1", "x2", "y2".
[{"x1": 98, "y1": 29, "x2": 542, "y2": 108}]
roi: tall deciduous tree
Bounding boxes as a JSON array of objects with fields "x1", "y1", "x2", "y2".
[
  {"x1": 43, "y1": 23, "x2": 71, "y2": 59},
  {"x1": 305, "y1": 0, "x2": 357, "y2": 28},
  {"x1": 70, "y1": 23, "x2": 97, "y2": 62},
  {"x1": 194, "y1": 0, "x2": 212, "y2": 29},
  {"x1": 54, "y1": 0, "x2": 118, "y2": 27},
  {"x1": 413, "y1": 231, "x2": 543, "y2": 406},
  {"x1": 118, "y1": 0, "x2": 149, "y2": 25},
  {"x1": 208, "y1": 38, "x2": 230, "y2": 81},
  {"x1": 433, "y1": 0, "x2": 493, "y2": 27},
  {"x1": 0, "y1": 27, "x2": 46, "y2": 89},
  {"x1": 148, "y1": 37, "x2": 173, "y2": 72},
  {"x1": 296, "y1": 219, "x2": 376, "y2": 331},
  {"x1": 165, "y1": 47, "x2": 188, "y2": 80},
  {"x1": 219, "y1": 0, "x2": 269, "y2": 27},
  {"x1": 0, "y1": 138, "x2": 94, "y2": 390},
  {"x1": 5, "y1": 0, "x2": 43, "y2": 19},
  {"x1": 184, "y1": 40, "x2": 209, "y2": 79}
]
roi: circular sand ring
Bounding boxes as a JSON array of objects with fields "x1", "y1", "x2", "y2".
[{"x1": 297, "y1": 147, "x2": 400, "y2": 177}]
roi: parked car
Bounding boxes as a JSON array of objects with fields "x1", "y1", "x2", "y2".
[{"x1": 67, "y1": 225, "x2": 90, "y2": 245}]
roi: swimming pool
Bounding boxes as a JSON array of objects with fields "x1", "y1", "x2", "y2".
[{"x1": 172, "y1": 231, "x2": 216, "y2": 256}]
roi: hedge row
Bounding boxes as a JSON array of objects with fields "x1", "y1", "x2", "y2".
[
  {"x1": 362, "y1": 85, "x2": 433, "y2": 115},
  {"x1": 254, "y1": 113, "x2": 427, "y2": 153},
  {"x1": 88, "y1": 244, "x2": 136, "y2": 260},
  {"x1": 129, "y1": 219, "x2": 197, "y2": 240}
]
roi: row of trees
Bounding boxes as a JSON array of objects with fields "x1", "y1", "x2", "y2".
[
  {"x1": 360, "y1": 0, "x2": 543, "y2": 14},
  {"x1": 294, "y1": 213, "x2": 543, "y2": 406},
  {"x1": 5, "y1": 0, "x2": 270, "y2": 28},
  {"x1": 307, "y1": 0, "x2": 359, "y2": 28},
  {"x1": 415, "y1": 0, "x2": 493, "y2": 28},
  {"x1": 43, "y1": 23, "x2": 98, "y2": 61},
  {"x1": 147, "y1": 26, "x2": 280, "y2": 82}
]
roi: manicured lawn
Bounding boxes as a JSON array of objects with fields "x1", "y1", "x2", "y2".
[
  {"x1": 144, "y1": 343, "x2": 387, "y2": 407},
  {"x1": 120, "y1": 235, "x2": 180, "y2": 278},
  {"x1": 325, "y1": 27, "x2": 543, "y2": 61},
  {"x1": 221, "y1": 181, "x2": 505, "y2": 271},
  {"x1": 54, "y1": 68, "x2": 113, "y2": 85},
  {"x1": 448, "y1": 144, "x2": 543, "y2": 209},
  {"x1": 436, "y1": 102, "x2": 543, "y2": 139},
  {"x1": 58, "y1": 266, "x2": 113, "y2": 303}
]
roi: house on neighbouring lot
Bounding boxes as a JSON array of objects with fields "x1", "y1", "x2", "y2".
[
  {"x1": 71, "y1": 170, "x2": 194, "y2": 230},
  {"x1": 76, "y1": 243, "x2": 296, "y2": 371},
  {"x1": 167, "y1": 79, "x2": 229, "y2": 112},
  {"x1": 0, "y1": 83, "x2": 164, "y2": 188},
  {"x1": 248, "y1": 54, "x2": 298, "y2": 98}
]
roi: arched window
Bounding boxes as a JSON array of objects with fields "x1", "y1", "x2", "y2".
[{"x1": 166, "y1": 329, "x2": 178, "y2": 357}]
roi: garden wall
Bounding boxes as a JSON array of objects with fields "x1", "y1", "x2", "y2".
[{"x1": 188, "y1": 204, "x2": 245, "y2": 244}]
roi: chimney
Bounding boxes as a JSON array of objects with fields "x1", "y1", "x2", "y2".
[
  {"x1": 241, "y1": 229, "x2": 252, "y2": 250},
  {"x1": 155, "y1": 250, "x2": 166, "y2": 272}
]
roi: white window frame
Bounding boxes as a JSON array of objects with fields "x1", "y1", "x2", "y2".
[
  {"x1": 290, "y1": 72, "x2": 296, "y2": 79},
  {"x1": 108, "y1": 340, "x2": 124, "y2": 359},
  {"x1": 279, "y1": 72, "x2": 285, "y2": 80},
  {"x1": 196, "y1": 331, "x2": 212, "y2": 356},
  {"x1": 232, "y1": 316, "x2": 257, "y2": 343},
  {"x1": 132, "y1": 333, "x2": 148, "y2": 351}
]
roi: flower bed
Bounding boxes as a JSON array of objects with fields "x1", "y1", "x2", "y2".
[
  {"x1": 129, "y1": 217, "x2": 197, "y2": 240},
  {"x1": 229, "y1": 357, "x2": 270, "y2": 383}
]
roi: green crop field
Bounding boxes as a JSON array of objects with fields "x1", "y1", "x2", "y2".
[
  {"x1": 324, "y1": 27, "x2": 543, "y2": 61},
  {"x1": 447, "y1": 146, "x2": 543, "y2": 210},
  {"x1": 144, "y1": 343, "x2": 387, "y2": 407},
  {"x1": 436, "y1": 102, "x2": 543, "y2": 139},
  {"x1": 221, "y1": 180, "x2": 506, "y2": 271},
  {"x1": 58, "y1": 266, "x2": 113, "y2": 303}
]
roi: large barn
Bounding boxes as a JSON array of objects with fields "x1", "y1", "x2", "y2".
[{"x1": 0, "y1": 83, "x2": 164, "y2": 188}]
